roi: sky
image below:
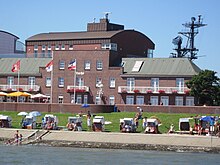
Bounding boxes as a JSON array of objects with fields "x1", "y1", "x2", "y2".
[{"x1": 1, "y1": 0, "x2": 220, "y2": 76}]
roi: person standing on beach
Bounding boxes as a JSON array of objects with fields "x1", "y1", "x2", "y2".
[{"x1": 14, "y1": 130, "x2": 19, "y2": 144}]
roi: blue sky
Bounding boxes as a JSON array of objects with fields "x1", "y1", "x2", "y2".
[{"x1": 1, "y1": 0, "x2": 220, "y2": 76}]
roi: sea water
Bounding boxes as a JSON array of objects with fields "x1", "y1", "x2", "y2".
[{"x1": 0, "y1": 145, "x2": 219, "y2": 165}]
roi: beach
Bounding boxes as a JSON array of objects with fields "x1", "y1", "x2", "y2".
[{"x1": 0, "y1": 128, "x2": 220, "y2": 153}]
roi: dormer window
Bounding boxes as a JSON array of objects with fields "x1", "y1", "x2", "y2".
[{"x1": 101, "y1": 43, "x2": 117, "y2": 51}]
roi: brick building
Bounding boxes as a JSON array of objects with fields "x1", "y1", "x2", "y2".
[{"x1": 0, "y1": 18, "x2": 201, "y2": 105}]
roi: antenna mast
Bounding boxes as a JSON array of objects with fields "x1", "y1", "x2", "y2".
[{"x1": 171, "y1": 15, "x2": 207, "y2": 60}]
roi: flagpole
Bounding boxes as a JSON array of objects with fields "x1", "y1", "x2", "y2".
[
  {"x1": 73, "y1": 59, "x2": 76, "y2": 104},
  {"x1": 50, "y1": 52, "x2": 53, "y2": 103}
]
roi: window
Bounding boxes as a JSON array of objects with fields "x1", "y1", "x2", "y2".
[
  {"x1": 58, "y1": 77, "x2": 64, "y2": 87},
  {"x1": 76, "y1": 95, "x2": 82, "y2": 104},
  {"x1": 58, "y1": 95, "x2": 63, "y2": 104},
  {"x1": 126, "y1": 95, "x2": 134, "y2": 105},
  {"x1": 186, "y1": 96, "x2": 194, "y2": 106},
  {"x1": 84, "y1": 60, "x2": 91, "y2": 70},
  {"x1": 7, "y1": 76, "x2": 14, "y2": 87},
  {"x1": 46, "y1": 77, "x2": 51, "y2": 87},
  {"x1": 42, "y1": 45, "x2": 46, "y2": 50},
  {"x1": 95, "y1": 95, "x2": 101, "y2": 104},
  {"x1": 61, "y1": 44, "x2": 65, "y2": 50},
  {"x1": 96, "y1": 60, "x2": 103, "y2": 70},
  {"x1": 59, "y1": 60, "x2": 65, "y2": 70},
  {"x1": 151, "y1": 78, "x2": 159, "y2": 92},
  {"x1": 176, "y1": 78, "x2": 184, "y2": 93},
  {"x1": 161, "y1": 96, "x2": 169, "y2": 106},
  {"x1": 76, "y1": 77, "x2": 84, "y2": 87},
  {"x1": 70, "y1": 94, "x2": 75, "y2": 103},
  {"x1": 136, "y1": 96, "x2": 144, "y2": 105},
  {"x1": 132, "y1": 61, "x2": 143, "y2": 72},
  {"x1": 109, "y1": 96, "x2": 115, "y2": 105},
  {"x1": 150, "y1": 96, "x2": 158, "y2": 105},
  {"x1": 47, "y1": 45, "x2": 51, "y2": 50},
  {"x1": 34, "y1": 45, "x2": 38, "y2": 50},
  {"x1": 55, "y1": 44, "x2": 59, "y2": 50},
  {"x1": 101, "y1": 43, "x2": 117, "y2": 51},
  {"x1": 42, "y1": 50, "x2": 45, "y2": 57},
  {"x1": 175, "y1": 96, "x2": 183, "y2": 106},
  {"x1": 147, "y1": 49, "x2": 154, "y2": 58},
  {"x1": 109, "y1": 77, "x2": 115, "y2": 88},
  {"x1": 34, "y1": 50, "x2": 38, "y2": 58},
  {"x1": 96, "y1": 77, "x2": 102, "y2": 87},
  {"x1": 28, "y1": 77, "x2": 35, "y2": 89},
  {"x1": 126, "y1": 78, "x2": 135, "y2": 92},
  {"x1": 69, "y1": 44, "x2": 73, "y2": 50},
  {"x1": 83, "y1": 95, "x2": 88, "y2": 104},
  {"x1": 48, "y1": 50, "x2": 52, "y2": 57}
]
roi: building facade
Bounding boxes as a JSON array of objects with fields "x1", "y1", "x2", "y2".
[{"x1": 0, "y1": 18, "x2": 201, "y2": 105}]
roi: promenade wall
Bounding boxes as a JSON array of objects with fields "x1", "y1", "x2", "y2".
[{"x1": 0, "y1": 102, "x2": 220, "y2": 114}]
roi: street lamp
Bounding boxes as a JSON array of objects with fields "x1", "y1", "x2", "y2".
[{"x1": 96, "y1": 81, "x2": 103, "y2": 105}]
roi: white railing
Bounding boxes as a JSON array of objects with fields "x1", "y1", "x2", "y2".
[
  {"x1": 118, "y1": 86, "x2": 190, "y2": 94},
  {"x1": 67, "y1": 86, "x2": 90, "y2": 92},
  {"x1": 0, "y1": 85, "x2": 40, "y2": 92}
]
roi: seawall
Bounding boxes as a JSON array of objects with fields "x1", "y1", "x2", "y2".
[{"x1": 1, "y1": 128, "x2": 220, "y2": 153}]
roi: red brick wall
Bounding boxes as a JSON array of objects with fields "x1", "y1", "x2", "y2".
[{"x1": 0, "y1": 102, "x2": 219, "y2": 115}]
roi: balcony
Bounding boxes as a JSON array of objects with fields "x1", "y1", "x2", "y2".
[
  {"x1": 67, "y1": 86, "x2": 90, "y2": 93},
  {"x1": 118, "y1": 86, "x2": 190, "y2": 94},
  {"x1": 0, "y1": 85, "x2": 40, "y2": 92}
]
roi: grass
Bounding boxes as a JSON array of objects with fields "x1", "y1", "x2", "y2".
[{"x1": 0, "y1": 111, "x2": 216, "y2": 133}]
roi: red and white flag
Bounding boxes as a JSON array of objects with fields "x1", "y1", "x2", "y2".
[
  {"x1": 45, "y1": 60, "x2": 53, "y2": 72},
  {"x1": 11, "y1": 60, "x2": 20, "y2": 72},
  {"x1": 68, "y1": 59, "x2": 76, "y2": 70}
]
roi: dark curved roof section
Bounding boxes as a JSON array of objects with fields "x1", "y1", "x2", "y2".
[
  {"x1": 111, "y1": 30, "x2": 155, "y2": 58},
  {"x1": 0, "y1": 30, "x2": 19, "y2": 39}
]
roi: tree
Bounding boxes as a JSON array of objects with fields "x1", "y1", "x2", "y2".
[{"x1": 186, "y1": 70, "x2": 220, "y2": 106}]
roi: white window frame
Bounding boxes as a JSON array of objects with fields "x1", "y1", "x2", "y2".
[
  {"x1": 126, "y1": 78, "x2": 135, "y2": 92},
  {"x1": 150, "y1": 96, "x2": 158, "y2": 105},
  {"x1": 96, "y1": 77, "x2": 102, "y2": 87},
  {"x1": 28, "y1": 77, "x2": 36, "y2": 89},
  {"x1": 76, "y1": 94, "x2": 82, "y2": 104},
  {"x1": 59, "y1": 60, "x2": 65, "y2": 70},
  {"x1": 69, "y1": 44, "x2": 73, "y2": 50},
  {"x1": 34, "y1": 45, "x2": 38, "y2": 51},
  {"x1": 95, "y1": 95, "x2": 101, "y2": 105},
  {"x1": 46, "y1": 77, "x2": 51, "y2": 87},
  {"x1": 42, "y1": 45, "x2": 46, "y2": 50},
  {"x1": 7, "y1": 76, "x2": 14, "y2": 87},
  {"x1": 58, "y1": 77, "x2": 64, "y2": 87},
  {"x1": 58, "y1": 95, "x2": 63, "y2": 104},
  {"x1": 47, "y1": 45, "x2": 51, "y2": 50},
  {"x1": 136, "y1": 96, "x2": 144, "y2": 105},
  {"x1": 109, "y1": 95, "x2": 115, "y2": 105},
  {"x1": 186, "y1": 96, "x2": 195, "y2": 106},
  {"x1": 83, "y1": 95, "x2": 88, "y2": 104},
  {"x1": 84, "y1": 60, "x2": 91, "y2": 70},
  {"x1": 76, "y1": 77, "x2": 84, "y2": 87},
  {"x1": 151, "y1": 78, "x2": 159, "y2": 93},
  {"x1": 175, "y1": 96, "x2": 183, "y2": 106},
  {"x1": 126, "y1": 95, "x2": 134, "y2": 105},
  {"x1": 176, "y1": 78, "x2": 184, "y2": 93},
  {"x1": 96, "y1": 60, "x2": 103, "y2": 70},
  {"x1": 161, "y1": 96, "x2": 169, "y2": 106},
  {"x1": 55, "y1": 44, "x2": 60, "y2": 50},
  {"x1": 109, "y1": 77, "x2": 116, "y2": 88},
  {"x1": 61, "y1": 44, "x2": 65, "y2": 50}
]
